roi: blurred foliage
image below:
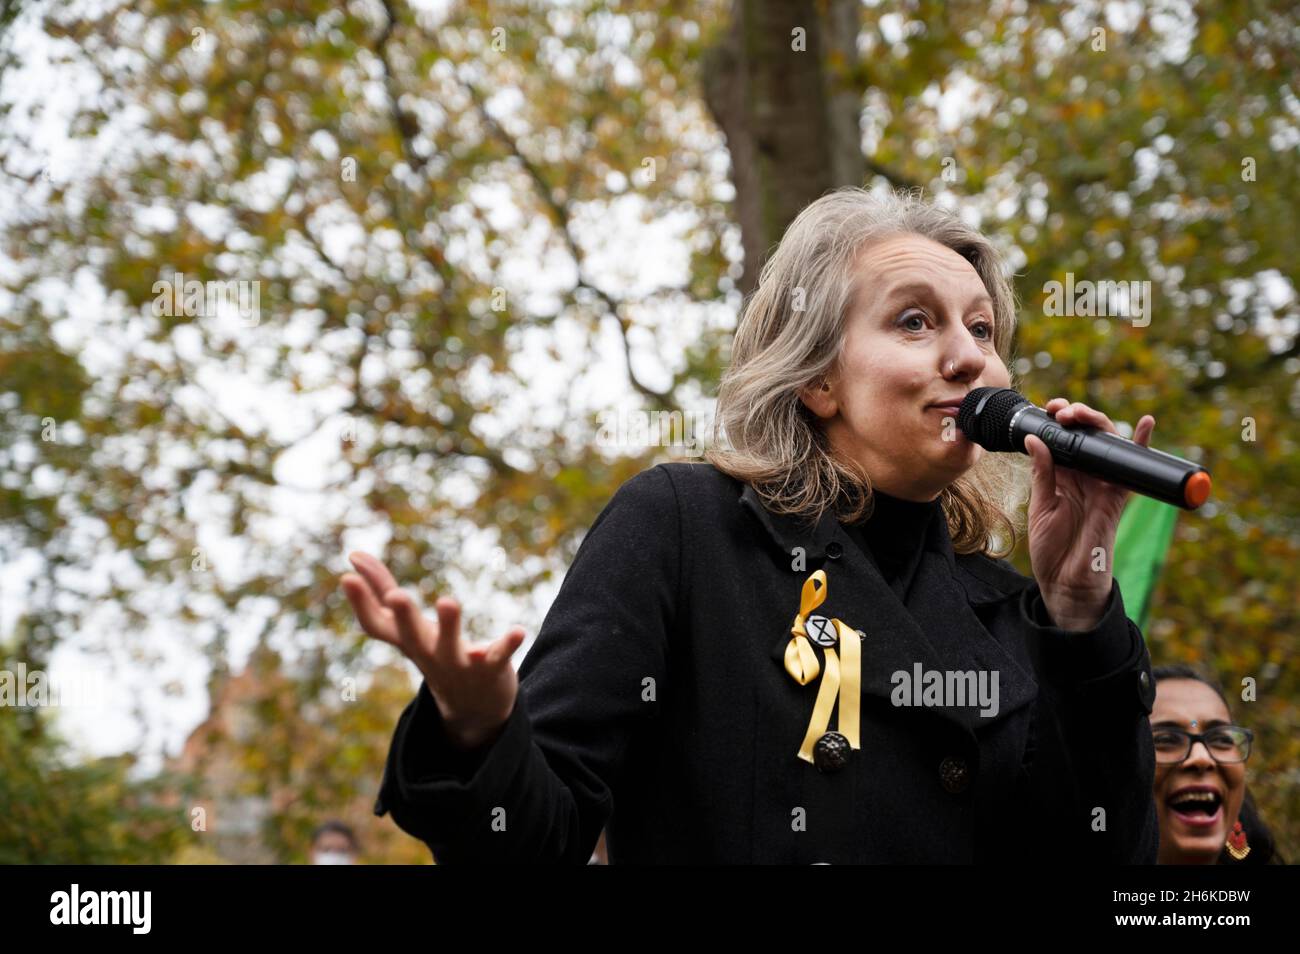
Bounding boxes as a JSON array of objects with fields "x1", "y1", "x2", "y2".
[
  {"x1": 0, "y1": 0, "x2": 1295, "y2": 860},
  {"x1": 0, "y1": 716, "x2": 183, "y2": 863},
  {"x1": 0, "y1": 632, "x2": 427, "y2": 862},
  {"x1": 0, "y1": 636, "x2": 189, "y2": 862},
  {"x1": 178, "y1": 647, "x2": 430, "y2": 864}
]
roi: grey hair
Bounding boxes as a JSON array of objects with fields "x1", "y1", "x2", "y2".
[{"x1": 705, "y1": 186, "x2": 1029, "y2": 557}]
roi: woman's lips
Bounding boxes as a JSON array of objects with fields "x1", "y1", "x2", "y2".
[
  {"x1": 1169, "y1": 804, "x2": 1222, "y2": 830},
  {"x1": 1167, "y1": 784, "x2": 1224, "y2": 831},
  {"x1": 928, "y1": 405, "x2": 962, "y2": 417}
]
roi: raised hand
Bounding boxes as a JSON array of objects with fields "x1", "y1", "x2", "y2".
[{"x1": 340, "y1": 551, "x2": 526, "y2": 750}]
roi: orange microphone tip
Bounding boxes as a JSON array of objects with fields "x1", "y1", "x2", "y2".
[{"x1": 1184, "y1": 471, "x2": 1212, "y2": 509}]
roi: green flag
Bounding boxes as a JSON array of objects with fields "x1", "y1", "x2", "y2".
[{"x1": 1113, "y1": 494, "x2": 1179, "y2": 632}]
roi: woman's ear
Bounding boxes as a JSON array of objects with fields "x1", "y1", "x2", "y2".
[{"x1": 798, "y1": 379, "x2": 838, "y2": 420}]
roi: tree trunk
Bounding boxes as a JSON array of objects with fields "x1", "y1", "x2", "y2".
[{"x1": 702, "y1": 0, "x2": 866, "y2": 297}]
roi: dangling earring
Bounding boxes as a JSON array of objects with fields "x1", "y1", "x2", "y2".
[{"x1": 1226, "y1": 820, "x2": 1251, "y2": 860}]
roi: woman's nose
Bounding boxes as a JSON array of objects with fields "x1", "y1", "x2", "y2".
[
  {"x1": 943, "y1": 331, "x2": 987, "y2": 380},
  {"x1": 1185, "y1": 739, "x2": 1216, "y2": 767}
]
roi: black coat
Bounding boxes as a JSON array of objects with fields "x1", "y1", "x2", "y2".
[{"x1": 374, "y1": 462, "x2": 1159, "y2": 863}]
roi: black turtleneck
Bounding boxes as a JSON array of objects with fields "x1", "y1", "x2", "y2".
[{"x1": 840, "y1": 490, "x2": 939, "y2": 602}]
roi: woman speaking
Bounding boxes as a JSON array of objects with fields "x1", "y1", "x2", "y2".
[{"x1": 341, "y1": 187, "x2": 1160, "y2": 864}]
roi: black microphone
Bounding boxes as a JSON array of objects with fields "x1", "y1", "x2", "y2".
[{"x1": 956, "y1": 387, "x2": 1212, "y2": 510}]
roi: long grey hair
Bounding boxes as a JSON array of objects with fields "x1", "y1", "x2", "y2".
[{"x1": 705, "y1": 186, "x2": 1029, "y2": 557}]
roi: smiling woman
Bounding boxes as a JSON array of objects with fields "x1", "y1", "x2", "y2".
[
  {"x1": 347, "y1": 186, "x2": 1163, "y2": 864},
  {"x1": 1151, "y1": 664, "x2": 1284, "y2": 865}
]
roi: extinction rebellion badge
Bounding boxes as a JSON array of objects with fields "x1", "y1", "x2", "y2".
[
  {"x1": 783, "y1": 569, "x2": 863, "y2": 773},
  {"x1": 804, "y1": 615, "x2": 838, "y2": 647}
]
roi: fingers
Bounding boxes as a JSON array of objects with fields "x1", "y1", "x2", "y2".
[
  {"x1": 341, "y1": 573, "x2": 399, "y2": 645},
  {"x1": 348, "y1": 551, "x2": 440, "y2": 654},
  {"x1": 343, "y1": 550, "x2": 522, "y2": 675},
  {"x1": 433, "y1": 596, "x2": 468, "y2": 664},
  {"x1": 1134, "y1": 414, "x2": 1156, "y2": 447},
  {"x1": 384, "y1": 586, "x2": 438, "y2": 660},
  {"x1": 1047, "y1": 398, "x2": 1117, "y2": 434},
  {"x1": 1025, "y1": 434, "x2": 1057, "y2": 502},
  {"x1": 1048, "y1": 398, "x2": 1155, "y2": 445},
  {"x1": 479, "y1": 627, "x2": 526, "y2": 668},
  {"x1": 349, "y1": 551, "x2": 400, "y2": 600}
]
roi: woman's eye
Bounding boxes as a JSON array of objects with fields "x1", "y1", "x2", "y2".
[
  {"x1": 899, "y1": 312, "x2": 926, "y2": 331},
  {"x1": 971, "y1": 320, "x2": 993, "y2": 339}
]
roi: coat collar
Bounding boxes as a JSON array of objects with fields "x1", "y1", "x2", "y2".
[
  {"x1": 738, "y1": 481, "x2": 1026, "y2": 606},
  {"x1": 738, "y1": 481, "x2": 842, "y2": 562},
  {"x1": 738, "y1": 479, "x2": 1037, "y2": 734}
]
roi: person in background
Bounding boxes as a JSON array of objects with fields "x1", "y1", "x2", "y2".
[
  {"x1": 310, "y1": 820, "x2": 358, "y2": 865},
  {"x1": 1150, "y1": 664, "x2": 1283, "y2": 865}
]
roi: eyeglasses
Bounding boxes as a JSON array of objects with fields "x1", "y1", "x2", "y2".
[{"x1": 1151, "y1": 725, "x2": 1254, "y2": 764}]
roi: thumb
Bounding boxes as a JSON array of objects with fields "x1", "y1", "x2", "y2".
[
  {"x1": 483, "y1": 626, "x2": 526, "y2": 667},
  {"x1": 1025, "y1": 435, "x2": 1057, "y2": 503}
]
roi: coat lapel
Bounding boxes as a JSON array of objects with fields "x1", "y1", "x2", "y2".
[{"x1": 740, "y1": 483, "x2": 1038, "y2": 736}]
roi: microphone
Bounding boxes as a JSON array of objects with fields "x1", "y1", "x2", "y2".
[{"x1": 956, "y1": 387, "x2": 1212, "y2": 510}]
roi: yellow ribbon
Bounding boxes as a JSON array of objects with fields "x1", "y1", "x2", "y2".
[{"x1": 784, "y1": 569, "x2": 861, "y2": 764}]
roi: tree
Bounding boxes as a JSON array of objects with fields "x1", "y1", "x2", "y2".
[{"x1": 1, "y1": 627, "x2": 189, "y2": 863}]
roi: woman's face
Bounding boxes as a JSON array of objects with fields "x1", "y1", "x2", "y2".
[
  {"x1": 1150, "y1": 679, "x2": 1247, "y2": 864},
  {"x1": 801, "y1": 233, "x2": 1011, "y2": 501}
]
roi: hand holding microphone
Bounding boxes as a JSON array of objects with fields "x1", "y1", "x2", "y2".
[
  {"x1": 957, "y1": 388, "x2": 1210, "y2": 631},
  {"x1": 957, "y1": 387, "x2": 1211, "y2": 510}
]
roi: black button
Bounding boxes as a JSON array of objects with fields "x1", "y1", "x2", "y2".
[
  {"x1": 1137, "y1": 669, "x2": 1154, "y2": 712},
  {"x1": 826, "y1": 542, "x2": 843, "y2": 559},
  {"x1": 939, "y1": 756, "x2": 969, "y2": 793},
  {"x1": 814, "y1": 731, "x2": 851, "y2": 773}
]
